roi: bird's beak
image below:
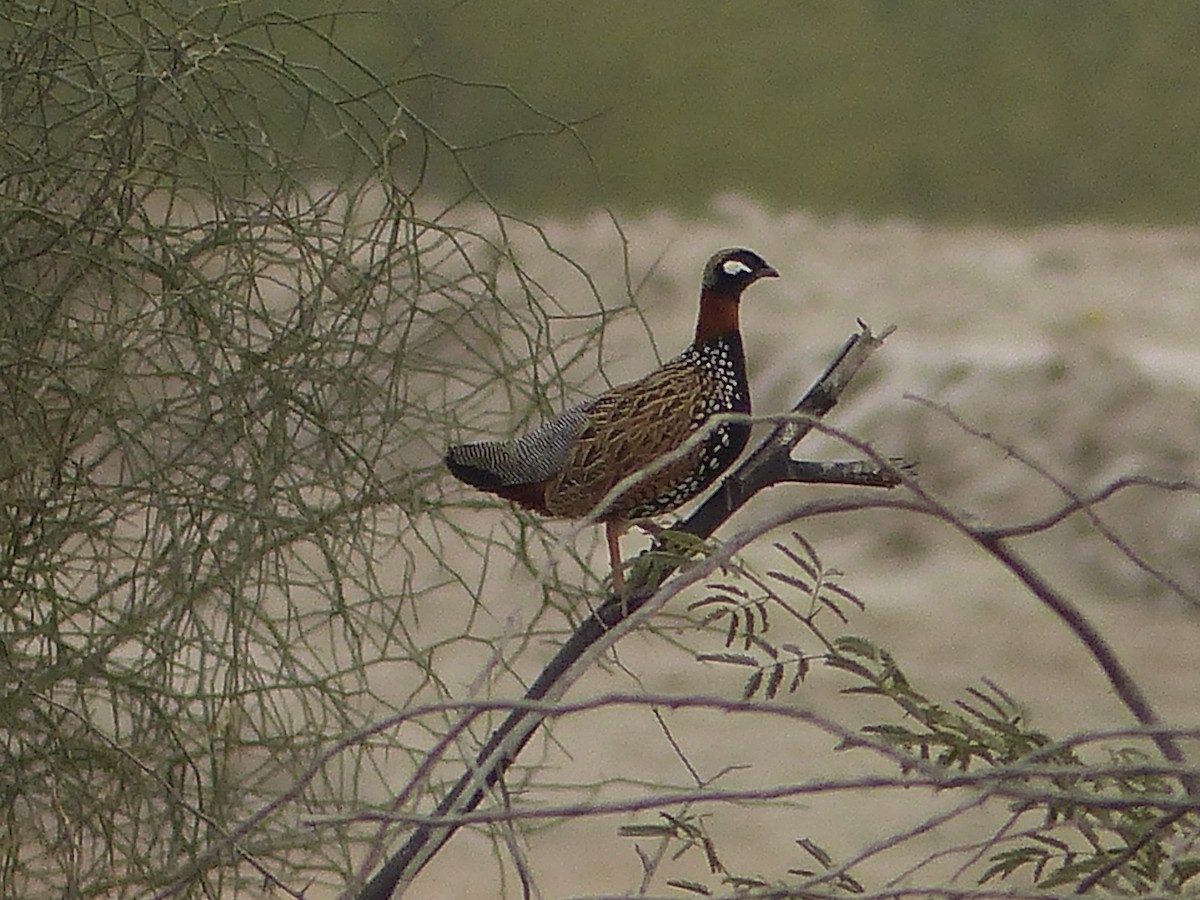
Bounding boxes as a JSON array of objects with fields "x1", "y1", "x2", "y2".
[{"x1": 758, "y1": 264, "x2": 780, "y2": 279}]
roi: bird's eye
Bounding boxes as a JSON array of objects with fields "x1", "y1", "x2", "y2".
[{"x1": 722, "y1": 259, "x2": 752, "y2": 277}]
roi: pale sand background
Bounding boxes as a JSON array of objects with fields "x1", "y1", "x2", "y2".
[{"x1": 376, "y1": 198, "x2": 1200, "y2": 898}]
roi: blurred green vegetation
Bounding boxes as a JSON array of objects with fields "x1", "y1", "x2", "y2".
[{"x1": 62, "y1": 0, "x2": 1200, "y2": 224}]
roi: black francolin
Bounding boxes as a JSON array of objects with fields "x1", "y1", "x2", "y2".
[{"x1": 445, "y1": 247, "x2": 779, "y2": 593}]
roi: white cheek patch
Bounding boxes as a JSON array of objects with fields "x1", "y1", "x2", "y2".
[{"x1": 722, "y1": 259, "x2": 753, "y2": 277}]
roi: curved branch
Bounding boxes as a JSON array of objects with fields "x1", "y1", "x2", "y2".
[{"x1": 910, "y1": 394, "x2": 1200, "y2": 609}]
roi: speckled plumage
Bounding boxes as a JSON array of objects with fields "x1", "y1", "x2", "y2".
[
  {"x1": 543, "y1": 333, "x2": 750, "y2": 521},
  {"x1": 445, "y1": 247, "x2": 778, "y2": 591}
]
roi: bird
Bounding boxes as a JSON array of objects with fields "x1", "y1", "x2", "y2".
[{"x1": 445, "y1": 247, "x2": 779, "y2": 594}]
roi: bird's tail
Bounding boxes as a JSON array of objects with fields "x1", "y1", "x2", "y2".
[
  {"x1": 444, "y1": 441, "x2": 517, "y2": 489},
  {"x1": 445, "y1": 402, "x2": 591, "y2": 489}
]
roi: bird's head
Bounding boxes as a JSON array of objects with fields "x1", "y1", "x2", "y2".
[{"x1": 701, "y1": 248, "x2": 779, "y2": 298}]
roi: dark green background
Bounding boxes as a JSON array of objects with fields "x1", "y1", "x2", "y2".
[{"x1": 286, "y1": 1, "x2": 1200, "y2": 223}]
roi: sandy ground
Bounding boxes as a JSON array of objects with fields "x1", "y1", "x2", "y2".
[{"x1": 366, "y1": 200, "x2": 1200, "y2": 899}]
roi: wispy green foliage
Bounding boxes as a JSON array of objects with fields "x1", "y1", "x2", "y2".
[
  {"x1": 674, "y1": 536, "x2": 1199, "y2": 897},
  {"x1": 830, "y1": 639, "x2": 1056, "y2": 768},
  {"x1": 693, "y1": 531, "x2": 862, "y2": 700},
  {"x1": 0, "y1": 2, "x2": 605, "y2": 895}
]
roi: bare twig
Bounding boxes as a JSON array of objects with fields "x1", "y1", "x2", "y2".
[{"x1": 910, "y1": 394, "x2": 1200, "y2": 609}]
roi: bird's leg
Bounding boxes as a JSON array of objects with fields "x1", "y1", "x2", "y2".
[{"x1": 606, "y1": 520, "x2": 628, "y2": 596}]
